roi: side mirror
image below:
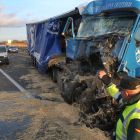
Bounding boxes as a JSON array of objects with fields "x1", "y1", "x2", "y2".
[{"x1": 62, "y1": 17, "x2": 75, "y2": 39}]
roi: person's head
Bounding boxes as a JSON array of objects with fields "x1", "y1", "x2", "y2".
[{"x1": 116, "y1": 77, "x2": 140, "y2": 102}]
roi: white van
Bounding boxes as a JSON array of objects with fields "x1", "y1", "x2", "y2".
[{"x1": 0, "y1": 45, "x2": 9, "y2": 65}]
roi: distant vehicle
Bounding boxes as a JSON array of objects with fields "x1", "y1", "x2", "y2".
[
  {"x1": 8, "y1": 46, "x2": 18, "y2": 53},
  {"x1": 0, "y1": 45, "x2": 9, "y2": 65}
]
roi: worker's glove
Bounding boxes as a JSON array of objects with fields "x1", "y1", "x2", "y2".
[{"x1": 101, "y1": 75, "x2": 111, "y2": 86}]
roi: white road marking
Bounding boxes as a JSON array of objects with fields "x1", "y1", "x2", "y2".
[{"x1": 0, "y1": 68, "x2": 26, "y2": 92}]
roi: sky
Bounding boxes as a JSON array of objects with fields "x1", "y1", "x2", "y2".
[{"x1": 0, "y1": 0, "x2": 89, "y2": 42}]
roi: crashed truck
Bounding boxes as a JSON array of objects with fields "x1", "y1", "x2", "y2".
[{"x1": 26, "y1": 0, "x2": 140, "y2": 131}]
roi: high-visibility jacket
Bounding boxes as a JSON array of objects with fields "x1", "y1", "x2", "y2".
[{"x1": 107, "y1": 83, "x2": 140, "y2": 140}]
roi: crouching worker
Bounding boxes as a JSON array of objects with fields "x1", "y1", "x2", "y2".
[{"x1": 99, "y1": 71, "x2": 140, "y2": 140}]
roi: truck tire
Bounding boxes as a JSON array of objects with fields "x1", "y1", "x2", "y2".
[
  {"x1": 57, "y1": 71, "x2": 64, "y2": 91},
  {"x1": 52, "y1": 67, "x2": 57, "y2": 83},
  {"x1": 61, "y1": 81, "x2": 75, "y2": 104}
]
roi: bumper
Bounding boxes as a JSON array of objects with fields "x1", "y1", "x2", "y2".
[
  {"x1": 0, "y1": 57, "x2": 9, "y2": 64},
  {"x1": 8, "y1": 50, "x2": 18, "y2": 53}
]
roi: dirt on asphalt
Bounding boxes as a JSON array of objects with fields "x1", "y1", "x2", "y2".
[{"x1": 0, "y1": 68, "x2": 110, "y2": 140}]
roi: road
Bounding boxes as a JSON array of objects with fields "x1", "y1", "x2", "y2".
[
  {"x1": 0, "y1": 52, "x2": 108, "y2": 140},
  {"x1": 0, "y1": 52, "x2": 33, "y2": 92}
]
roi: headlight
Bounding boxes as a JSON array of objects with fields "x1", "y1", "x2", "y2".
[{"x1": 4, "y1": 55, "x2": 8, "y2": 57}]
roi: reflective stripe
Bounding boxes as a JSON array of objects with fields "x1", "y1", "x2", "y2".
[
  {"x1": 116, "y1": 94, "x2": 123, "y2": 104},
  {"x1": 113, "y1": 91, "x2": 121, "y2": 100},
  {"x1": 107, "y1": 84, "x2": 118, "y2": 97},
  {"x1": 122, "y1": 108, "x2": 140, "y2": 138},
  {"x1": 113, "y1": 91, "x2": 123, "y2": 104},
  {"x1": 107, "y1": 86, "x2": 123, "y2": 104},
  {"x1": 116, "y1": 133, "x2": 122, "y2": 140},
  {"x1": 116, "y1": 133, "x2": 126, "y2": 140},
  {"x1": 122, "y1": 133, "x2": 126, "y2": 140},
  {"x1": 119, "y1": 98, "x2": 123, "y2": 104}
]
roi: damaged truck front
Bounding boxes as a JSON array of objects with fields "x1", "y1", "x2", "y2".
[{"x1": 53, "y1": 0, "x2": 140, "y2": 131}]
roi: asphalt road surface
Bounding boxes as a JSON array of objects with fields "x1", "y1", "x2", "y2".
[
  {"x1": 0, "y1": 52, "x2": 109, "y2": 140},
  {"x1": 0, "y1": 52, "x2": 33, "y2": 92}
]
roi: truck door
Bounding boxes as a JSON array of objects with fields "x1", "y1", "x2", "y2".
[
  {"x1": 119, "y1": 22, "x2": 140, "y2": 77},
  {"x1": 62, "y1": 17, "x2": 77, "y2": 60}
]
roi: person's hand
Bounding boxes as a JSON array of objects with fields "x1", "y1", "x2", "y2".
[
  {"x1": 99, "y1": 71, "x2": 107, "y2": 79},
  {"x1": 99, "y1": 71, "x2": 112, "y2": 86}
]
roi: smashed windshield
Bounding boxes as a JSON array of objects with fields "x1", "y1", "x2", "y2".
[
  {"x1": 0, "y1": 46, "x2": 6, "y2": 52},
  {"x1": 77, "y1": 15, "x2": 136, "y2": 38}
]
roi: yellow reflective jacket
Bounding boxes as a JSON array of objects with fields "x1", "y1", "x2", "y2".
[{"x1": 107, "y1": 83, "x2": 140, "y2": 140}]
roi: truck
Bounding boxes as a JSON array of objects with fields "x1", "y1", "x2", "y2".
[{"x1": 26, "y1": 0, "x2": 140, "y2": 132}]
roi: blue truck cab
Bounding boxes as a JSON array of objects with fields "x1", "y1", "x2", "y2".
[{"x1": 63, "y1": 0, "x2": 140, "y2": 78}]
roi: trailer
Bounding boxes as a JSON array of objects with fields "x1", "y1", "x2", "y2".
[
  {"x1": 26, "y1": 0, "x2": 140, "y2": 133},
  {"x1": 26, "y1": 3, "x2": 87, "y2": 74}
]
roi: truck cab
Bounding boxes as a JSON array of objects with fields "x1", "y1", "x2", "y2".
[
  {"x1": 58, "y1": 0, "x2": 140, "y2": 129},
  {"x1": 63, "y1": 0, "x2": 140, "y2": 79}
]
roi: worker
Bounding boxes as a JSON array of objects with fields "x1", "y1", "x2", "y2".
[{"x1": 99, "y1": 71, "x2": 140, "y2": 140}]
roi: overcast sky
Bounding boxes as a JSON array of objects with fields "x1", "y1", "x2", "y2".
[{"x1": 0, "y1": 0, "x2": 89, "y2": 42}]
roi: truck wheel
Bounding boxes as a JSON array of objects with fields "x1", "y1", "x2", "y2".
[{"x1": 52, "y1": 67, "x2": 57, "y2": 83}]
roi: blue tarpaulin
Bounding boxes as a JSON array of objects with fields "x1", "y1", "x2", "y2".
[
  {"x1": 26, "y1": 25, "x2": 37, "y2": 56},
  {"x1": 38, "y1": 18, "x2": 61, "y2": 74},
  {"x1": 27, "y1": 18, "x2": 61, "y2": 75},
  {"x1": 26, "y1": 6, "x2": 82, "y2": 75}
]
